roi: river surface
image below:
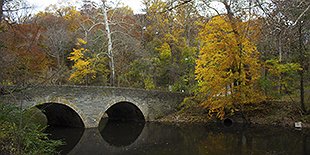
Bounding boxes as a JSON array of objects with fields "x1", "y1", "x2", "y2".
[{"x1": 46, "y1": 122, "x2": 310, "y2": 155}]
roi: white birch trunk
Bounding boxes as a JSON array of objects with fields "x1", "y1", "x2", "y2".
[{"x1": 102, "y1": 0, "x2": 115, "y2": 86}]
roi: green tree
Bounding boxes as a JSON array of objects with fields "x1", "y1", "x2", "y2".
[{"x1": 137, "y1": 0, "x2": 198, "y2": 91}]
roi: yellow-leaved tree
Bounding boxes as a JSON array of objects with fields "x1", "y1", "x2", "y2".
[
  {"x1": 68, "y1": 38, "x2": 108, "y2": 85},
  {"x1": 195, "y1": 15, "x2": 264, "y2": 118}
]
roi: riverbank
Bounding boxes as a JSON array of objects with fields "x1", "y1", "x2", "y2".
[{"x1": 158, "y1": 100, "x2": 310, "y2": 129}]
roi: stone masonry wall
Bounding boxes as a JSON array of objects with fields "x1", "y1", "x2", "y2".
[{"x1": 0, "y1": 86, "x2": 187, "y2": 128}]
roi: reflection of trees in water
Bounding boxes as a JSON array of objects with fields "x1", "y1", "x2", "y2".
[
  {"x1": 304, "y1": 135, "x2": 310, "y2": 154},
  {"x1": 49, "y1": 123, "x2": 309, "y2": 155},
  {"x1": 194, "y1": 125, "x2": 309, "y2": 155}
]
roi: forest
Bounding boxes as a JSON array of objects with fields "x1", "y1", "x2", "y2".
[
  {"x1": 0, "y1": 0, "x2": 310, "y2": 115},
  {"x1": 0, "y1": 0, "x2": 310, "y2": 154},
  {"x1": 0, "y1": 0, "x2": 310, "y2": 123}
]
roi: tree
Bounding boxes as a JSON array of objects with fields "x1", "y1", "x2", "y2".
[
  {"x1": 35, "y1": 6, "x2": 79, "y2": 84},
  {"x1": 100, "y1": 0, "x2": 115, "y2": 85},
  {"x1": 256, "y1": 0, "x2": 310, "y2": 113},
  {"x1": 79, "y1": 0, "x2": 131, "y2": 86},
  {"x1": 1, "y1": 0, "x2": 31, "y2": 23},
  {"x1": 68, "y1": 38, "x2": 109, "y2": 85},
  {"x1": 66, "y1": 0, "x2": 142, "y2": 86},
  {"x1": 136, "y1": 0, "x2": 199, "y2": 91},
  {"x1": 196, "y1": 15, "x2": 263, "y2": 118},
  {"x1": 0, "y1": 23, "x2": 50, "y2": 85}
]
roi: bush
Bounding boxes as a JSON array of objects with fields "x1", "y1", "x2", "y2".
[{"x1": 0, "y1": 103, "x2": 62, "y2": 155}]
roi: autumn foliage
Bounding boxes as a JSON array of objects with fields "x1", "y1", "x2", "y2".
[
  {"x1": 0, "y1": 23, "x2": 49, "y2": 85},
  {"x1": 68, "y1": 38, "x2": 108, "y2": 85},
  {"x1": 196, "y1": 15, "x2": 265, "y2": 118},
  {"x1": 0, "y1": 0, "x2": 308, "y2": 115}
]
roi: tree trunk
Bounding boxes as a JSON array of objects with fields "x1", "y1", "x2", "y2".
[
  {"x1": 300, "y1": 70, "x2": 305, "y2": 112},
  {"x1": 223, "y1": 0, "x2": 243, "y2": 94},
  {"x1": 278, "y1": 32, "x2": 282, "y2": 62},
  {"x1": 299, "y1": 21, "x2": 306, "y2": 113},
  {"x1": 102, "y1": 0, "x2": 115, "y2": 86},
  {"x1": 278, "y1": 32, "x2": 283, "y2": 95},
  {"x1": 0, "y1": 0, "x2": 3, "y2": 22}
]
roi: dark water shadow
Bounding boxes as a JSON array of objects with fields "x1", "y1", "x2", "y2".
[
  {"x1": 99, "y1": 119, "x2": 145, "y2": 147},
  {"x1": 44, "y1": 127, "x2": 84, "y2": 155},
  {"x1": 46, "y1": 122, "x2": 310, "y2": 155}
]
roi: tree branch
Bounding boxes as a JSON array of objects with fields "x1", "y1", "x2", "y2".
[
  {"x1": 292, "y1": 4, "x2": 310, "y2": 26},
  {"x1": 162, "y1": 0, "x2": 193, "y2": 13}
]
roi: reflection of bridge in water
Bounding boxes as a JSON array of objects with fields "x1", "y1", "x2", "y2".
[
  {"x1": 60, "y1": 123, "x2": 310, "y2": 155},
  {"x1": 68, "y1": 122, "x2": 183, "y2": 155},
  {"x1": 44, "y1": 116, "x2": 310, "y2": 155}
]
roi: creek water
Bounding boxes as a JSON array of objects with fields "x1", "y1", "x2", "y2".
[{"x1": 46, "y1": 121, "x2": 310, "y2": 155}]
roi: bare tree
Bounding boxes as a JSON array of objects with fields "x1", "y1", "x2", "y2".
[
  {"x1": 78, "y1": 0, "x2": 141, "y2": 86},
  {"x1": 1, "y1": 0, "x2": 32, "y2": 23},
  {"x1": 256, "y1": 0, "x2": 310, "y2": 113}
]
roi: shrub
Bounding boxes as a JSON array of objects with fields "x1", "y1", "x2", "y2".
[{"x1": 0, "y1": 103, "x2": 62, "y2": 154}]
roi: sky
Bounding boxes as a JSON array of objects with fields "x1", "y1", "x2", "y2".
[
  {"x1": 26, "y1": 0, "x2": 144, "y2": 14},
  {"x1": 26, "y1": 0, "x2": 226, "y2": 16}
]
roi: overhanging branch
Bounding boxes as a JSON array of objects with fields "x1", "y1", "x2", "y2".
[{"x1": 162, "y1": 0, "x2": 193, "y2": 13}]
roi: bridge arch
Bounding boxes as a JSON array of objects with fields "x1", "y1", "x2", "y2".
[
  {"x1": 96, "y1": 98, "x2": 148, "y2": 127},
  {"x1": 105, "y1": 101, "x2": 145, "y2": 122},
  {"x1": 33, "y1": 101, "x2": 85, "y2": 128}
]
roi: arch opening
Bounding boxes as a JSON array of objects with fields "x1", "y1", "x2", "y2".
[
  {"x1": 99, "y1": 102, "x2": 145, "y2": 147},
  {"x1": 36, "y1": 103, "x2": 84, "y2": 128},
  {"x1": 105, "y1": 102, "x2": 145, "y2": 122}
]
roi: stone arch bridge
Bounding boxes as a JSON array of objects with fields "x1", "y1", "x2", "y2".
[{"x1": 0, "y1": 86, "x2": 186, "y2": 128}]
